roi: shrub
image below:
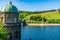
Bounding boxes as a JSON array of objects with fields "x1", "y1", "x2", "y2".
[{"x1": 0, "y1": 22, "x2": 9, "y2": 40}]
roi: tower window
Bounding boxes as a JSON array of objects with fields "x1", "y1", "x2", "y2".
[
  {"x1": 6, "y1": 17, "x2": 10, "y2": 23},
  {"x1": 1, "y1": 17, "x2": 3, "y2": 22},
  {"x1": 14, "y1": 18, "x2": 17, "y2": 23}
]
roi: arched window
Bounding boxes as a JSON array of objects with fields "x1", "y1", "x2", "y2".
[
  {"x1": 6, "y1": 17, "x2": 10, "y2": 23},
  {"x1": 14, "y1": 18, "x2": 16, "y2": 23},
  {"x1": 1, "y1": 17, "x2": 3, "y2": 22}
]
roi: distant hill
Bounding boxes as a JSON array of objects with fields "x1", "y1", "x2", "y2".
[
  {"x1": 19, "y1": 9, "x2": 56, "y2": 13},
  {"x1": 19, "y1": 9, "x2": 60, "y2": 24}
]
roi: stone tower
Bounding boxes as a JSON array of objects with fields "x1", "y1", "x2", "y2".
[{"x1": 0, "y1": 2, "x2": 21, "y2": 40}]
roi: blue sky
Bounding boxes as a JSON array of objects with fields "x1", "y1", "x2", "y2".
[{"x1": 0, "y1": 0, "x2": 60, "y2": 11}]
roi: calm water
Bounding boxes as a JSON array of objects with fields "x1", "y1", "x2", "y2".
[{"x1": 21, "y1": 26, "x2": 60, "y2": 40}]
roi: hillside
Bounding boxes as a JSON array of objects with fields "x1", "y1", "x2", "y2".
[
  {"x1": 19, "y1": 10, "x2": 60, "y2": 24},
  {"x1": 26, "y1": 11, "x2": 59, "y2": 19}
]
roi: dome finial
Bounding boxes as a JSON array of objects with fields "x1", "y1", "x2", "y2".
[{"x1": 9, "y1": 0, "x2": 12, "y2": 4}]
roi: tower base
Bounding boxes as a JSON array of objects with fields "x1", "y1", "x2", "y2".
[{"x1": 4, "y1": 23, "x2": 21, "y2": 40}]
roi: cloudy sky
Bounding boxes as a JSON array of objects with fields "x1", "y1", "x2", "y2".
[{"x1": 0, "y1": 0, "x2": 60, "y2": 11}]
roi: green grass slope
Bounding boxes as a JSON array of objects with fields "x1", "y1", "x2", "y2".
[
  {"x1": 25, "y1": 11, "x2": 60, "y2": 23},
  {"x1": 26, "y1": 11, "x2": 60, "y2": 19},
  {"x1": 19, "y1": 10, "x2": 60, "y2": 23}
]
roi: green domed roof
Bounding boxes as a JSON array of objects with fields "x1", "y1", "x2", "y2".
[{"x1": 1, "y1": 2, "x2": 18, "y2": 12}]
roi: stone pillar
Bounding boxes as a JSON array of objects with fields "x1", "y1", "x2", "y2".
[{"x1": 6, "y1": 25, "x2": 21, "y2": 40}]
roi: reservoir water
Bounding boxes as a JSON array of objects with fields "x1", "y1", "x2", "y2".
[{"x1": 21, "y1": 26, "x2": 60, "y2": 40}]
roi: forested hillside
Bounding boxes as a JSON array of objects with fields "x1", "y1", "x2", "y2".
[{"x1": 19, "y1": 9, "x2": 60, "y2": 24}]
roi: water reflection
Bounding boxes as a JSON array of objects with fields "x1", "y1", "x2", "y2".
[{"x1": 21, "y1": 26, "x2": 60, "y2": 40}]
